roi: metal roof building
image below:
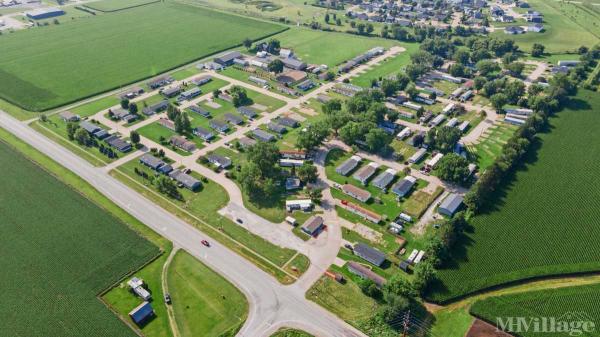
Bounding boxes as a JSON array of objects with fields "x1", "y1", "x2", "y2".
[
  {"x1": 391, "y1": 176, "x2": 416, "y2": 198},
  {"x1": 353, "y1": 243, "x2": 386, "y2": 266},
  {"x1": 335, "y1": 155, "x2": 362, "y2": 176},
  {"x1": 372, "y1": 168, "x2": 397, "y2": 190},
  {"x1": 438, "y1": 193, "x2": 464, "y2": 216}
]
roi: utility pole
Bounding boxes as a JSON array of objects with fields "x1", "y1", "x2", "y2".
[{"x1": 401, "y1": 310, "x2": 411, "y2": 337}]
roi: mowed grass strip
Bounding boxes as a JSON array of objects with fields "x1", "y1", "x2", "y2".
[
  {"x1": 85, "y1": 0, "x2": 159, "y2": 12},
  {"x1": 0, "y1": 2, "x2": 284, "y2": 111},
  {"x1": 470, "y1": 283, "x2": 600, "y2": 337},
  {"x1": 168, "y1": 251, "x2": 248, "y2": 337},
  {"x1": 0, "y1": 140, "x2": 159, "y2": 337},
  {"x1": 429, "y1": 90, "x2": 600, "y2": 303}
]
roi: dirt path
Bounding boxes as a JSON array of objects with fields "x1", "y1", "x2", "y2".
[{"x1": 162, "y1": 247, "x2": 180, "y2": 337}]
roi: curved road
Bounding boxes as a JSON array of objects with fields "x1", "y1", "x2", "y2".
[{"x1": 0, "y1": 111, "x2": 366, "y2": 337}]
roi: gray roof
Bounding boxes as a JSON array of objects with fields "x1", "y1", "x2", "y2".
[
  {"x1": 301, "y1": 216, "x2": 324, "y2": 235},
  {"x1": 372, "y1": 170, "x2": 395, "y2": 189},
  {"x1": 335, "y1": 157, "x2": 360, "y2": 176},
  {"x1": 207, "y1": 154, "x2": 232, "y2": 168},
  {"x1": 252, "y1": 129, "x2": 275, "y2": 142},
  {"x1": 353, "y1": 243, "x2": 386, "y2": 266},
  {"x1": 214, "y1": 51, "x2": 242, "y2": 65},
  {"x1": 391, "y1": 176, "x2": 416, "y2": 197},
  {"x1": 347, "y1": 261, "x2": 386, "y2": 287},
  {"x1": 104, "y1": 135, "x2": 131, "y2": 152},
  {"x1": 210, "y1": 120, "x2": 229, "y2": 131},
  {"x1": 193, "y1": 127, "x2": 214, "y2": 140},
  {"x1": 188, "y1": 105, "x2": 210, "y2": 117},
  {"x1": 224, "y1": 113, "x2": 243, "y2": 125},
  {"x1": 278, "y1": 116, "x2": 299, "y2": 127},
  {"x1": 281, "y1": 57, "x2": 306, "y2": 70},
  {"x1": 140, "y1": 154, "x2": 165, "y2": 170},
  {"x1": 180, "y1": 87, "x2": 201, "y2": 98},
  {"x1": 168, "y1": 170, "x2": 201, "y2": 190},
  {"x1": 79, "y1": 121, "x2": 101, "y2": 134},
  {"x1": 267, "y1": 122, "x2": 287, "y2": 134},
  {"x1": 237, "y1": 106, "x2": 257, "y2": 118},
  {"x1": 438, "y1": 193, "x2": 464, "y2": 216},
  {"x1": 143, "y1": 100, "x2": 169, "y2": 115}
]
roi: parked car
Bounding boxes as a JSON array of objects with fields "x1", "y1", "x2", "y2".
[
  {"x1": 164, "y1": 293, "x2": 172, "y2": 304},
  {"x1": 201, "y1": 240, "x2": 210, "y2": 247},
  {"x1": 236, "y1": 218, "x2": 243, "y2": 224}
]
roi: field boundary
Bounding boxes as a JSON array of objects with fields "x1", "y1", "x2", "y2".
[{"x1": 84, "y1": 0, "x2": 162, "y2": 13}]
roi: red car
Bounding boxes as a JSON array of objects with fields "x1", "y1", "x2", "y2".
[{"x1": 201, "y1": 240, "x2": 210, "y2": 247}]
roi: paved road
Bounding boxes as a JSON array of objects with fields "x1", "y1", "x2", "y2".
[{"x1": 0, "y1": 111, "x2": 367, "y2": 337}]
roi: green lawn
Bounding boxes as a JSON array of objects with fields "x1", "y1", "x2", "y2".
[
  {"x1": 470, "y1": 283, "x2": 600, "y2": 337},
  {"x1": 168, "y1": 251, "x2": 248, "y2": 337},
  {"x1": 137, "y1": 122, "x2": 198, "y2": 156},
  {"x1": 264, "y1": 28, "x2": 399, "y2": 69},
  {"x1": 493, "y1": 0, "x2": 599, "y2": 53},
  {"x1": 197, "y1": 77, "x2": 230, "y2": 94},
  {"x1": 69, "y1": 95, "x2": 121, "y2": 117},
  {"x1": 0, "y1": 135, "x2": 159, "y2": 337},
  {"x1": 429, "y1": 90, "x2": 600, "y2": 303},
  {"x1": 86, "y1": 0, "x2": 159, "y2": 12},
  {"x1": 170, "y1": 67, "x2": 201, "y2": 81},
  {"x1": 112, "y1": 160, "x2": 305, "y2": 284},
  {"x1": 0, "y1": 2, "x2": 284, "y2": 111},
  {"x1": 469, "y1": 123, "x2": 518, "y2": 170},
  {"x1": 350, "y1": 43, "x2": 418, "y2": 88}
]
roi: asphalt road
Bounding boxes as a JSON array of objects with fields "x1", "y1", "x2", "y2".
[{"x1": 0, "y1": 111, "x2": 366, "y2": 337}]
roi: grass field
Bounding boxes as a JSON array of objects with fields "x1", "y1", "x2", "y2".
[
  {"x1": 493, "y1": 0, "x2": 599, "y2": 53},
  {"x1": 168, "y1": 250, "x2": 248, "y2": 337},
  {"x1": 0, "y1": 2, "x2": 284, "y2": 111},
  {"x1": 271, "y1": 328, "x2": 314, "y2": 337},
  {"x1": 261, "y1": 28, "x2": 398, "y2": 68},
  {"x1": 470, "y1": 283, "x2": 600, "y2": 337},
  {"x1": 85, "y1": 0, "x2": 159, "y2": 12},
  {"x1": 350, "y1": 43, "x2": 418, "y2": 88},
  {"x1": 429, "y1": 90, "x2": 600, "y2": 303},
  {"x1": 0, "y1": 137, "x2": 159, "y2": 336},
  {"x1": 469, "y1": 123, "x2": 518, "y2": 170}
]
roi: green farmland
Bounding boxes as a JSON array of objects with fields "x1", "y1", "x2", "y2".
[
  {"x1": 0, "y1": 2, "x2": 284, "y2": 111},
  {"x1": 471, "y1": 283, "x2": 600, "y2": 337},
  {"x1": 0, "y1": 139, "x2": 159, "y2": 336},
  {"x1": 85, "y1": 0, "x2": 159, "y2": 12},
  {"x1": 429, "y1": 90, "x2": 600, "y2": 303}
]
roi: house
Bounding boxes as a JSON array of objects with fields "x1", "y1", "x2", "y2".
[
  {"x1": 139, "y1": 154, "x2": 172, "y2": 174},
  {"x1": 123, "y1": 115, "x2": 138, "y2": 124},
  {"x1": 214, "y1": 51, "x2": 242, "y2": 66},
  {"x1": 335, "y1": 155, "x2": 361, "y2": 176},
  {"x1": 301, "y1": 215, "x2": 325, "y2": 236},
  {"x1": 372, "y1": 168, "x2": 397, "y2": 190},
  {"x1": 143, "y1": 100, "x2": 169, "y2": 116},
  {"x1": 169, "y1": 169, "x2": 201, "y2": 191},
  {"x1": 25, "y1": 7, "x2": 64, "y2": 20},
  {"x1": 191, "y1": 75, "x2": 212, "y2": 86},
  {"x1": 457, "y1": 120, "x2": 470, "y2": 133},
  {"x1": 170, "y1": 136, "x2": 196, "y2": 152},
  {"x1": 449, "y1": 87, "x2": 464, "y2": 99},
  {"x1": 252, "y1": 129, "x2": 275, "y2": 142},
  {"x1": 276, "y1": 70, "x2": 308, "y2": 85},
  {"x1": 127, "y1": 277, "x2": 151, "y2": 301},
  {"x1": 279, "y1": 48, "x2": 294, "y2": 58},
  {"x1": 353, "y1": 243, "x2": 386, "y2": 266},
  {"x1": 353, "y1": 162, "x2": 380, "y2": 185},
  {"x1": 285, "y1": 199, "x2": 313, "y2": 212},
  {"x1": 268, "y1": 122, "x2": 287, "y2": 134},
  {"x1": 210, "y1": 120, "x2": 230, "y2": 133},
  {"x1": 158, "y1": 118, "x2": 176, "y2": 131},
  {"x1": 59, "y1": 111, "x2": 80, "y2": 122},
  {"x1": 347, "y1": 261, "x2": 386, "y2": 287},
  {"x1": 111, "y1": 108, "x2": 130, "y2": 120},
  {"x1": 277, "y1": 117, "x2": 300, "y2": 128},
  {"x1": 147, "y1": 75, "x2": 173, "y2": 89},
  {"x1": 557, "y1": 60, "x2": 581, "y2": 67},
  {"x1": 429, "y1": 114, "x2": 446, "y2": 127},
  {"x1": 504, "y1": 108, "x2": 533, "y2": 116},
  {"x1": 178, "y1": 87, "x2": 201, "y2": 101},
  {"x1": 281, "y1": 58, "x2": 307, "y2": 71},
  {"x1": 340, "y1": 200, "x2": 382, "y2": 223},
  {"x1": 207, "y1": 154, "x2": 232, "y2": 169},
  {"x1": 280, "y1": 150, "x2": 306, "y2": 160},
  {"x1": 279, "y1": 158, "x2": 304, "y2": 167},
  {"x1": 238, "y1": 136, "x2": 257, "y2": 148},
  {"x1": 446, "y1": 117, "x2": 459, "y2": 128},
  {"x1": 504, "y1": 26, "x2": 525, "y2": 35},
  {"x1": 285, "y1": 177, "x2": 301, "y2": 190},
  {"x1": 119, "y1": 86, "x2": 144, "y2": 100},
  {"x1": 297, "y1": 79, "x2": 315, "y2": 91},
  {"x1": 552, "y1": 66, "x2": 570, "y2": 75},
  {"x1": 391, "y1": 176, "x2": 417, "y2": 198},
  {"x1": 193, "y1": 127, "x2": 214, "y2": 141},
  {"x1": 188, "y1": 105, "x2": 211, "y2": 118},
  {"x1": 341, "y1": 184, "x2": 371, "y2": 203},
  {"x1": 427, "y1": 153, "x2": 444, "y2": 168},
  {"x1": 504, "y1": 115, "x2": 527, "y2": 125},
  {"x1": 105, "y1": 135, "x2": 132, "y2": 153},
  {"x1": 237, "y1": 106, "x2": 257, "y2": 119},
  {"x1": 161, "y1": 86, "x2": 182, "y2": 98},
  {"x1": 408, "y1": 148, "x2": 427, "y2": 163},
  {"x1": 438, "y1": 193, "x2": 464, "y2": 216},
  {"x1": 528, "y1": 23, "x2": 544, "y2": 32},
  {"x1": 79, "y1": 121, "x2": 101, "y2": 134},
  {"x1": 129, "y1": 302, "x2": 154, "y2": 326},
  {"x1": 402, "y1": 101, "x2": 423, "y2": 111},
  {"x1": 224, "y1": 113, "x2": 243, "y2": 125}
]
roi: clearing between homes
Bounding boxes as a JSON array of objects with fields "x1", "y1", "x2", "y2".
[
  {"x1": 0, "y1": 2, "x2": 284, "y2": 111},
  {"x1": 428, "y1": 90, "x2": 600, "y2": 303},
  {"x1": 0, "y1": 138, "x2": 159, "y2": 336}
]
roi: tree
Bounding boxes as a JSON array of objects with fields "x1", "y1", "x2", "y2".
[
  {"x1": 405, "y1": 84, "x2": 419, "y2": 100},
  {"x1": 504, "y1": 81, "x2": 525, "y2": 104},
  {"x1": 453, "y1": 48, "x2": 470, "y2": 65},
  {"x1": 128, "y1": 102, "x2": 138, "y2": 115},
  {"x1": 325, "y1": 111, "x2": 350, "y2": 137},
  {"x1": 243, "y1": 37, "x2": 252, "y2": 50},
  {"x1": 380, "y1": 79, "x2": 398, "y2": 97},
  {"x1": 322, "y1": 99, "x2": 342, "y2": 115},
  {"x1": 357, "y1": 23, "x2": 366, "y2": 35},
  {"x1": 475, "y1": 59, "x2": 500, "y2": 77},
  {"x1": 384, "y1": 274, "x2": 417, "y2": 299},
  {"x1": 335, "y1": 18, "x2": 341, "y2": 26},
  {"x1": 120, "y1": 98, "x2": 129, "y2": 109},
  {"x1": 448, "y1": 63, "x2": 467, "y2": 78},
  {"x1": 174, "y1": 112, "x2": 191, "y2": 134},
  {"x1": 230, "y1": 86, "x2": 251, "y2": 107},
  {"x1": 490, "y1": 93, "x2": 508, "y2": 111},
  {"x1": 268, "y1": 59, "x2": 284, "y2": 74},
  {"x1": 506, "y1": 62, "x2": 525, "y2": 78},
  {"x1": 365, "y1": 128, "x2": 391, "y2": 153},
  {"x1": 267, "y1": 39, "x2": 281, "y2": 53},
  {"x1": 366, "y1": 23, "x2": 374, "y2": 34},
  {"x1": 531, "y1": 43, "x2": 545, "y2": 57},
  {"x1": 339, "y1": 121, "x2": 370, "y2": 145},
  {"x1": 246, "y1": 142, "x2": 280, "y2": 178},
  {"x1": 296, "y1": 121, "x2": 329, "y2": 151},
  {"x1": 324, "y1": 71, "x2": 335, "y2": 81},
  {"x1": 212, "y1": 89, "x2": 221, "y2": 99},
  {"x1": 324, "y1": 13, "x2": 330, "y2": 23},
  {"x1": 130, "y1": 130, "x2": 140, "y2": 145},
  {"x1": 426, "y1": 126, "x2": 461, "y2": 153},
  {"x1": 155, "y1": 176, "x2": 183, "y2": 200},
  {"x1": 74, "y1": 128, "x2": 90, "y2": 146},
  {"x1": 377, "y1": 294, "x2": 410, "y2": 325},
  {"x1": 413, "y1": 261, "x2": 436, "y2": 294},
  {"x1": 66, "y1": 122, "x2": 78, "y2": 140},
  {"x1": 297, "y1": 163, "x2": 318, "y2": 183},
  {"x1": 358, "y1": 278, "x2": 382, "y2": 299},
  {"x1": 436, "y1": 153, "x2": 471, "y2": 183},
  {"x1": 307, "y1": 186, "x2": 323, "y2": 203}
]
